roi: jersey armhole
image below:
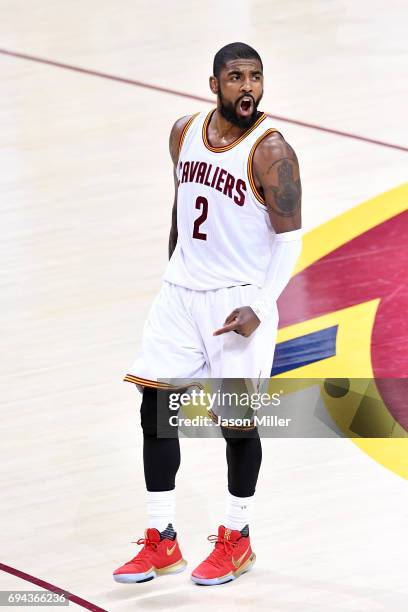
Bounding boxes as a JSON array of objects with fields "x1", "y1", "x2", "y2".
[
  {"x1": 247, "y1": 128, "x2": 280, "y2": 206},
  {"x1": 178, "y1": 113, "x2": 200, "y2": 157}
]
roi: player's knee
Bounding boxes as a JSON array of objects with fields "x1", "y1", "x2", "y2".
[
  {"x1": 140, "y1": 387, "x2": 159, "y2": 437},
  {"x1": 221, "y1": 424, "x2": 260, "y2": 443},
  {"x1": 140, "y1": 387, "x2": 177, "y2": 438}
]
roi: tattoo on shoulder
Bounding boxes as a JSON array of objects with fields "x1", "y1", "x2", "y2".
[{"x1": 267, "y1": 158, "x2": 301, "y2": 217}]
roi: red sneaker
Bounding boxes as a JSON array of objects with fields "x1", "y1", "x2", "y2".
[
  {"x1": 113, "y1": 528, "x2": 187, "y2": 583},
  {"x1": 191, "y1": 525, "x2": 256, "y2": 585}
]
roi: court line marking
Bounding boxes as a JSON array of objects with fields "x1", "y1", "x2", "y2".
[
  {"x1": 0, "y1": 562, "x2": 107, "y2": 612},
  {"x1": 0, "y1": 47, "x2": 407, "y2": 153}
]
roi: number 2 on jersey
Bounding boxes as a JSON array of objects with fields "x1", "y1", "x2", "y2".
[{"x1": 192, "y1": 196, "x2": 208, "y2": 241}]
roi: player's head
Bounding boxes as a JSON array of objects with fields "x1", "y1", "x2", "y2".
[{"x1": 210, "y1": 42, "x2": 264, "y2": 129}]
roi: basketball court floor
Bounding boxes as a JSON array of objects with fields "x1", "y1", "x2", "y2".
[{"x1": 1, "y1": 1, "x2": 407, "y2": 610}]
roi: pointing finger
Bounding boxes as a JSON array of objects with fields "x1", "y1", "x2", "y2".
[{"x1": 213, "y1": 320, "x2": 239, "y2": 336}]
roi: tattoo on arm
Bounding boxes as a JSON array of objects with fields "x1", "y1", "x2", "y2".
[{"x1": 267, "y1": 158, "x2": 301, "y2": 217}]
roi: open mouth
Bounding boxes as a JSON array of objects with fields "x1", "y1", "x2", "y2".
[{"x1": 238, "y1": 96, "x2": 254, "y2": 115}]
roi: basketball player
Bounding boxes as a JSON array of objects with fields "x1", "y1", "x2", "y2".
[{"x1": 113, "y1": 42, "x2": 302, "y2": 586}]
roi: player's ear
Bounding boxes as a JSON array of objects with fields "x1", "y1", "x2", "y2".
[{"x1": 209, "y1": 75, "x2": 218, "y2": 95}]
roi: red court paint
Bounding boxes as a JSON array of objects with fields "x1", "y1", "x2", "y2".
[{"x1": 0, "y1": 47, "x2": 407, "y2": 153}]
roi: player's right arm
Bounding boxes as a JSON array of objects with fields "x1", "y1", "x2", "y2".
[{"x1": 168, "y1": 115, "x2": 192, "y2": 259}]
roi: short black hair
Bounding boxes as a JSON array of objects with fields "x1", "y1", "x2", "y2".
[{"x1": 213, "y1": 42, "x2": 263, "y2": 79}]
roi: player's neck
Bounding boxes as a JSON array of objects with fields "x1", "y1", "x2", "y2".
[{"x1": 212, "y1": 108, "x2": 260, "y2": 141}]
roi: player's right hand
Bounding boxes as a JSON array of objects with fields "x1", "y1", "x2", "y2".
[{"x1": 213, "y1": 306, "x2": 261, "y2": 338}]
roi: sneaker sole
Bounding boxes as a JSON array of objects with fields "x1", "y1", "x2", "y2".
[
  {"x1": 114, "y1": 558, "x2": 187, "y2": 584},
  {"x1": 190, "y1": 552, "x2": 256, "y2": 586}
]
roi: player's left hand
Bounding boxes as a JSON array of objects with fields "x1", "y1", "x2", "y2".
[{"x1": 213, "y1": 306, "x2": 261, "y2": 337}]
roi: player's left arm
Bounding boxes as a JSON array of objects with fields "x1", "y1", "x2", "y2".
[
  {"x1": 254, "y1": 132, "x2": 302, "y2": 232},
  {"x1": 213, "y1": 133, "x2": 302, "y2": 337}
]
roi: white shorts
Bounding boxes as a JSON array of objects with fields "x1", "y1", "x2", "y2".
[{"x1": 123, "y1": 281, "x2": 278, "y2": 391}]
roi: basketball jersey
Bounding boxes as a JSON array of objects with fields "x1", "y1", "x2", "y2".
[{"x1": 163, "y1": 109, "x2": 281, "y2": 290}]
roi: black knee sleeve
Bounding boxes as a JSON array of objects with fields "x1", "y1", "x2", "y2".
[
  {"x1": 140, "y1": 387, "x2": 159, "y2": 438},
  {"x1": 140, "y1": 387, "x2": 180, "y2": 492},
  {"x1": 222, "y1": 426, "x2": 262, "y2": 497}
]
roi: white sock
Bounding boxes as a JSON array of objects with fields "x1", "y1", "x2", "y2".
[
  {"x1": 146, "y1": 489, "x2": 176, "y2": 532},
  {"x1": 224, "y1": 491, "x2": 253, "y2": 531}
]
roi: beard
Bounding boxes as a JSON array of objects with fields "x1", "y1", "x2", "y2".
[{"x1": 218, "y1": 88, "x2": 263, "y2": 129}]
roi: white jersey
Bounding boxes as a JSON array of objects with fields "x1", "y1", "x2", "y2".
[{"x1": 163, "y1": 109, "x2": 281, "y2": 290}]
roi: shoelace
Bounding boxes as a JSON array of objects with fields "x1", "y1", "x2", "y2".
[
  {"x1": 127, "y1": 536, "x2": 159, "y2": 563},
  {"x1": 205, "y1": 534, "x2": 238, "y2": 568}
]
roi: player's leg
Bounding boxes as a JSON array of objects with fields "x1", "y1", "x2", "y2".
[
  {"x1": 113, "y1": 386, "x2": 187, "y2": 583},
  {"x1": 115, "y1": 282, "x2": 207, "y2": 583},
  {"x1": 213, "y1": 283, "x2": 277, "y2": 537},
  {"x1": 191, "y1": 284, "x2": 276, "y2": 585},
  {"x1": 221, "y1": 423, "x2": 262, "y2": 531},
  {"x1": 190, "y1": 422, "x2": 260, "y2": 586},
  {"x1": 141, "y1": 387, "x2": 180, "y2": 533}
]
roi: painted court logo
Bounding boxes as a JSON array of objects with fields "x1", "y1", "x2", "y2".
[{"x1": 272, "y1": 183, "x2": 408, "y2": 478}]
